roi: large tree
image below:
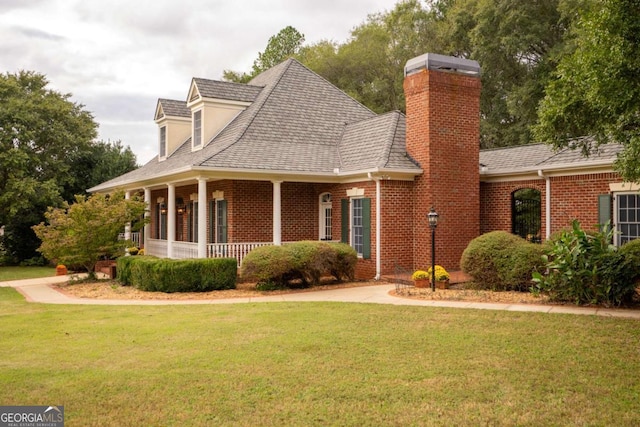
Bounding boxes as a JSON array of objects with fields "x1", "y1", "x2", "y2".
[
  {"x1": 534, "y1": 0, "x2": 640, "y2": 182},
  {"x1": 433, "y1": 0, "x2": 577, "y2": 148},
  {"x1": 0, "y1": 71, "x2": 138, "y2": 263},
  {"x1": 0, "y1": 71, "x2": 97, "y2": 262}
]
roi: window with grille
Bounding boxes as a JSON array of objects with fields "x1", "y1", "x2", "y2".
[
  {"x1": 352, "y1": 198, "x2": 363, "y2": 255},
  {"x1": 319, "y1": 193, "x2": 332, "y2": 241},
  {"x1": 193, "y1": 110, "x2": 202, "y2": 148},
  {"x1": 159, "y1": 126, "x2": 166, "y2": 158},
  {"x1": 616, "y1": 193, "x2": 640, "y2": 245}
]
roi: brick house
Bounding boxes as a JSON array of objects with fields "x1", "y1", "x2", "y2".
[{"x1": 91, "y1": 53, "x2": 629, "y2": 279}]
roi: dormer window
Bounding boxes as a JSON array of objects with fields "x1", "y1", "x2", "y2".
[
  {"x1": 193, "y1": 110, "x2": 202, "y2": 148},
  {"x1": 159, "y1": 126, "x2": 167, "y2": 159}
]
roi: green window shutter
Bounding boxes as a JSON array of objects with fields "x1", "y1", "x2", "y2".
[
  {"x1": 218, "y1": 200, "x2": 228, "y2": 244},
  {"x1": 341, "y1": 199, "x2": 349, "y2": 243},
  {"x1": 598, "y1": 194, "x2": 611, "y2": 231},
  {"x1": 362, "y1": 198, "x2": 371, "y2": 259}
]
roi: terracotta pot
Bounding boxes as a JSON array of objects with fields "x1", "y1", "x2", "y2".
[
  {"x1": 414, "y1": 278, "x2": 429, "y2": 288},
  {"x1": 436, "y1": 280, "x2": 449, "y2": 289}
]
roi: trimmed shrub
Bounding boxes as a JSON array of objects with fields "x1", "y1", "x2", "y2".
[
  {"x1": 240, "y1": 245, "x2": 292, "y2": 285},
  {"x1": 327, "y1": 243, "x2": 357, "y2": 282},
  {"x1": 115, "y1": 255, "x2": 150, "y2": 285},
  {"x1": 123, "y1": 257, "x2": 236, "y2": 292},
  {"x1": 461, "y1": 231, "x2": 545, "y2": 291},
  {"x1": 240, "y1": 241, "x2": 358, "y2": 287}
]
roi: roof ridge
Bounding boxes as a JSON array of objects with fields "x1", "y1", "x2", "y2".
[
  {"x1": 195, "y1": 60, "x2": 294, "y2": 166},
  {"x1": 378, "y1": 112, "x2": 401, "y2": 168}
]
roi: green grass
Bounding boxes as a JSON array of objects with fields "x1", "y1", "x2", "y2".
[
  {"x1": 1, "y1": 287, "x2": 639, "y2": 426},
  {"x1": 0, "y1": 266, "x2": 55, "y2": 281}
]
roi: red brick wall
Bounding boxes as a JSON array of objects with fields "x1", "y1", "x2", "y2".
[
  {"x1": 480, "y1": 172, "x2": 620, "y2": 237},
  {"x1": 404, "y1": 68, "x2": 482, "y2": 271}
]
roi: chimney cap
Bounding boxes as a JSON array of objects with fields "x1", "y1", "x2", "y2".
[{"x1": 404, "y1": 53, "x2": 480, "y2": 77}]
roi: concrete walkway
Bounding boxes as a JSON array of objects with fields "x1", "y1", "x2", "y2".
[{"x1": 2, "y1": 275, "x2": 640, "y2": 319}]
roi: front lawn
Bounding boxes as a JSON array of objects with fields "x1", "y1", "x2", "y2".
[
  {"x1": 1, "y1": 287, "x2": 639, "y2": 426},
  {"x1": 0, "y1": 266, "x2": 56, "y2": 282}
]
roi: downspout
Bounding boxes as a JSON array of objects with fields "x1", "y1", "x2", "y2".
[
  {"x1": 538, "y1": 170, "x2": 551, "y2": 239},
  {"x1": 368, "y1": 173, "x2": 382, "y2": 280}
]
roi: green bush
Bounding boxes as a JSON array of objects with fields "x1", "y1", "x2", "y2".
[
  {"x1": 241, "y1": 242, "x2": 357, "y2": 287},
  {"x1": 327, "y1": 243, "x2": 357, "y2": 281},
  {"x1": 122, "y1": 257, "x2": 236, "y2": 292},
  {"x1": 461, "y1": 231, "x2": 545, "y2": 291},
  {"x1": 532, "y1": 220, "x2": 638, "y2": 306},
  {"x1": 240, "y1": 245, "x2": 292, "y2": 285}
]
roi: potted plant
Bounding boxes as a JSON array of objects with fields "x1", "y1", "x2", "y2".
[
  {"x1": 411, "y1": 270, "x2": 430, "y2": 288},
  {"x1": 427, "y1": 265, "x2": 450, "y2": 289},
  {"x1": 55, "y1": 264, "x2": 67, "y2": 276}
]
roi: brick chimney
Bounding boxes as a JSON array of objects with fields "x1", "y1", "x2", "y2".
[{"x1": 403, "y1": 53, "x2": 482, "y2": 271}]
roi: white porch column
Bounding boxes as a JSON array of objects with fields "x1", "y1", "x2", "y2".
[
  {"x1": 167, "y1": 184, "x2": 176, "y2": 258},
  {"x1": 143, "y1": 188, "x2": 151, "y2": 250},
  {"x1": 198, "y1": 177, "x2": 208, "y2": 258},
  {"x1": 272, "y1": 180, "x2": 282, "y2": 245},
  {"x1": 124, "y1": 191, "x2": 131, "y2": 242}
]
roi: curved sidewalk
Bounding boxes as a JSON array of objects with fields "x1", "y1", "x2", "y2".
[{"x1": 2, "y1": 275, "x2": 640, "y2": 319}]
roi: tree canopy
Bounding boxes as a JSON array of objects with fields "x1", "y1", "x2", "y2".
[
  {"x1": 533, "y1": 0, "x2": 640, "y2": 182},
  {"x1": 226, "y1": 0, "x2": 581, "y2": 150},
  {"x1": 0, "y1": 71, "x2": 138, "y2": 263}
]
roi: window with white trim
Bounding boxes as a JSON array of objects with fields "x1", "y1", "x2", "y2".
[
  {"x1": 159, "y1": 126, "x2": 167, "y2": 158},
  {"x1": 193, "y1": 110, "x2": 202, "y2": 148},
  {"x1": 615, "y1": 193, "x2": 640, "y2": 245},
  {"x1": 319, "y1": 193, "x2": 332, "y2": 241},
  {"x1": 351, "y1": 198, "x2": 364, "y2": 255}
]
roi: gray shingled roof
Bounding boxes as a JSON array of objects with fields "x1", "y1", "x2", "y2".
[
  {"x1": 192, "y1": 78, "x2": 263, "y2": 103},
  {"x1": 480, "y1": 142, "x2": 621, "y2": 174},
  {"x1": 90, "y1": 59, "x2": 420, "y2": 192},
  {"x1": 157, "y1": 98, "x2": 190, "y2": 118},
  {"x1": 339, "y1": 111, "x2": 415, "y2": 172}
]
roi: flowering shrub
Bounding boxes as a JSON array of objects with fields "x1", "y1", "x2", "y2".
[
  {"x1": 427, "y1": 265, "x2": 450, "y2": 281},
  {"x1": 411, "y1": 270, "x2": 429, "y2": 280}
]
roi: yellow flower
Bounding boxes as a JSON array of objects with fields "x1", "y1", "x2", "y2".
[{"x1": 411, "y1": 270, "x2": 429, "y2": 280}]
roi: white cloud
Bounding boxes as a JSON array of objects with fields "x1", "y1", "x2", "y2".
[{"x1": 0, "y1": 0, "x2": 400, "y2": 165}]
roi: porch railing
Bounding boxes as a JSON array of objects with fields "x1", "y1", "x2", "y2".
[
  {"x1": 118, "y1": 232, "x2": 141, "y2": 247},
  {"x1": 144, "y1": 240, "x2": 273, "y2": 266},
  {"x1": 207, "y1": 242, "x2": 273, "y2": 266}
]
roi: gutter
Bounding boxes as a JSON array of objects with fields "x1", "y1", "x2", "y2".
[
  {"x1": 368, "y1": 172, "x2": 382, "y2": 281},
  {"x1": 538, "y1": 170, "x2": 551, "y2": 240}
]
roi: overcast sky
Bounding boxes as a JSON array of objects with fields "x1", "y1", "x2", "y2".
[{"x1": 1, "y1": 0, "x2": 399, "y2": 164}]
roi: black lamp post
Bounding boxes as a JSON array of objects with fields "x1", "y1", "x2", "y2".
[{"x1": 428, "y1": 207, "x2": 439, "y2": 292}]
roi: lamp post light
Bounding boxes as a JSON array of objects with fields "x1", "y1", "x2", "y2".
[{"x1": 428, "y1": 207, "x2": 439, "y2": 292}]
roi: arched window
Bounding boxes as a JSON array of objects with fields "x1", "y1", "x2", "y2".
[
  {"x1": 511, "y1": 188, "x2": 541, "y2": 242},
  {"x1": 319, "y1": 193, "x2": 332, "y2": 241}
]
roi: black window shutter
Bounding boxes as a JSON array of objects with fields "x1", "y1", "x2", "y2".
[
  {"x1": 341, "y1": 199, "x2": 349, "y2": 243},
  {"x1": 362, "y1": 198, "x2": 371, "y2": 259}
]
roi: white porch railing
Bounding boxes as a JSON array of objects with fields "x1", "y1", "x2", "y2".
[
  {"x1": 118, "y1": 232, "x2": 141, "y2": 247},
  {"x1": 208, "y1": 242, "x2": 273, "y2": 266},
  {"x1": 172, "y1": 241, "x2": 198, "y2": 259},
  {"x1": 146, "y1": 239, "x2": 167, "y2": 257},
  {"x1": 144, "y1": 240, "x2": 273, "y2": 266}
]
